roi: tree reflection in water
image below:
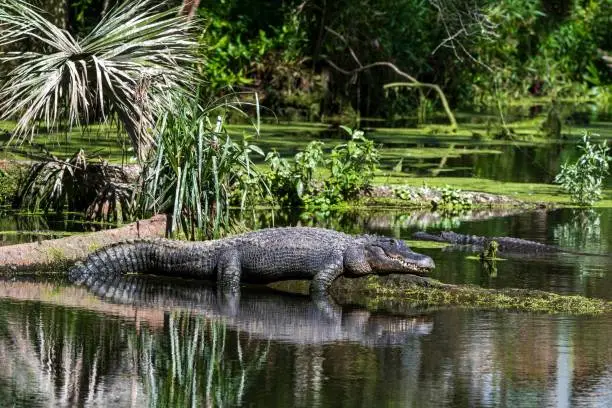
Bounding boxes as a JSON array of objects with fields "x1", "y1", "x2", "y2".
[{"x1": 0, "y1": 282, "x2": 269, "y2": 407}]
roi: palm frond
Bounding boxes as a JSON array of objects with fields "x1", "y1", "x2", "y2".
[{"x1": 0, "y1": 0, "x2": 199, "y2": 161}]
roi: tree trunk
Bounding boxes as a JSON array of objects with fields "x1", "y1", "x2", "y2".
[{"x1": 180, "y1": 0, "x2": 201, "y2": 20}]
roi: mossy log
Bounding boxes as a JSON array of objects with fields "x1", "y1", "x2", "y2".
[
  {"x1": 0, "y1": 214, "x2": 168, "y2": 271},
  {"x1": 271, "y1": 274, "x2": 610, "y2": 315}
]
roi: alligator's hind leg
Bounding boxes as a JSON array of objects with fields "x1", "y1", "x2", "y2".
[{"x1": 216, "y1": 249, "x2": 242, "y2": 293}]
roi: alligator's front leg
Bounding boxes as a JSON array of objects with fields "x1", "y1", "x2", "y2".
[
  {"x1": 216, "y1": 249, "x2": 242, "y2": 293},
  {"x1": 310, "y1": 251, "x2": 345, "y2": 294}
]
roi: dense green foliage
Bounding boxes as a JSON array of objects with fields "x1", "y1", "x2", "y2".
[
  {"x1": 470, "y1": 0, "x2": 611, "y2": 107},
  {"x1": 1, "y1": 0, "x2": 610, "y2": 226},
  {"x1": 555, "y1": 133, "x2": 611, "y2": 206},
  {"x1": 1, "y1": 0, "x2": 610, "y2": 123},
  {"x1": 0, "y1": 165, "x2": 21, "y2": 206},
  {"x1": 266, "y1": 126, "x2": 379, "y2": 210},
  {"x1": 188, "y1": 0, "x2": 611, "y2": 118}
]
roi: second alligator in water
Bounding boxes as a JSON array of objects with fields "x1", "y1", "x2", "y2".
[
  {"x1": 412, "y1": 230, "x2": 607, "y2": 256},
  {"x1": 69, "y1": 227, "x2": 435, "y2": 294}
]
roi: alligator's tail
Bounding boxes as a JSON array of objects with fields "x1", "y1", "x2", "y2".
[
  {"x1": 68, "y1": 240, "x2": 155, "y2": 285},
  {"x1": 73, "y1": 270, "x2": 219, "y2": 309},
  {"x1": 68, "y1": 239, "x2": 190, "y2": 286}
]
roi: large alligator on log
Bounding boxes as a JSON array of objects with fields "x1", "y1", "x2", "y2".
[
  {"x1": 412, "y1": 230, "x2": 607, "y2": 257},
  {"x1": 68, "y1": 227, "x2": 435, "y2": 294}
]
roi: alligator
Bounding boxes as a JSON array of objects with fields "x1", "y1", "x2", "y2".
[
  {"x1": 412, "y1": 230, "x2": 606, "y2": 256},
  {"x1": 73, "y1": 273, "x2": 434, "y2": 345},
  {"x1": 68, "y1": 227, "x2": 435, "y2": 295}
]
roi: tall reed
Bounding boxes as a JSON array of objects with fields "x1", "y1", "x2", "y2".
[{"x1": 140, "y1": 96, "x2": 267, "y2": 239}]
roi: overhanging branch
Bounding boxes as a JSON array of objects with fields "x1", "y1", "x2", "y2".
[{"x1": 323, "y1": 26, "x2": 457, "y2": 129}]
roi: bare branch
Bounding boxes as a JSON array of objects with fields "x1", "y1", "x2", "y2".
[
  {"x1": 324, "y1": 25, "x2": 363, "y2": 68},
  {"x1": 323, "y1": 25, "x2": 456, "y2": 128},
  {"x1": 428, "y1": 0, "x2": 498, "y2": 72},
  {"x1": 384, "y1": 82, "x2": 457, "y2": 129}
]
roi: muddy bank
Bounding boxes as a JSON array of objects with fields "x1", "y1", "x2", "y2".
[{"x1": 270, "y1": 275, "x2": 609, "y2": 315}]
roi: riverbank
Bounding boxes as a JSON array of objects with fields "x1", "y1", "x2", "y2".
[{"x1": 0, "y1": 211, "x2": 608, "y2": 315}]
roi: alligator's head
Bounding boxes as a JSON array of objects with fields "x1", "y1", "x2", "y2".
[{"x1": 361, "y1": 236, "x2": 435, "y2": 275}]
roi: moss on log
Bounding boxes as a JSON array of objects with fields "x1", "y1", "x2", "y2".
[{"x1": 271, "y1": 274, "x2": 610, "y2": 315}]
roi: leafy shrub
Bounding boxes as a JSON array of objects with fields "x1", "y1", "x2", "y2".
[
  {"x1": 327, "y1": 126, "x2": 379, "y2": 201},
  {"x1": 0, "y1": 164, "x2": 22, "y2": 206},
  {"x1": 554, "y1": 133, "x2": 610, "y2": 206},
  {"x1": 432, "y1": 186, "x2": 473, "y2": 210},
  {"x1": 266, "y1": 141, "x2": 325, "y2": 208},
  {"x1": 197, "y1": 3, "x2": 320, "y2": 119},
  {"x1": 393, "y1": 185, "x2": 415, "y2": 201},
  {"x1": 265, "y1": 126, "x2": 379, "y2": 209}
]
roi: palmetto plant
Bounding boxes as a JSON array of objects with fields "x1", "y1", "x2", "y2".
[
  {"x1": 0, "y1": 0, "x2": 198, "y2": 161},
  {"x1": 15, "y1": 149, "x2": 136, "y2": 222}
]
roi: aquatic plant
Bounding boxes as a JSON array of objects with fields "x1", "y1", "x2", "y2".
[
  {"x1": 139, "y1": 96, "x2": 267, "y2": 239},
  {"x1": 0, "y1": 0, "x2": 197, "y2": 161},
  {"x1": 554, "y1": 133, "x2": 610, "y2": 206},
  {"x1": 432, "y1": 186, "x2": 473, "y2": 211}
]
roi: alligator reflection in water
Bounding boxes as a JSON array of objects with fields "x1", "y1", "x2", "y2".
[
  {"x1": 0, "y1": 280, "x2": 267, "y2": 407},
  {"x1": 84, "y1": 274, "x2": 434, "y2": 345},
  {"x1": 0, "y1": 277, "x2": 432, "y2": 407}
]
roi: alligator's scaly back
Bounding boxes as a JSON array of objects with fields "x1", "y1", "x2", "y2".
[{"x1": 69, "y1": 227, "x2": 435, "y2": 294}]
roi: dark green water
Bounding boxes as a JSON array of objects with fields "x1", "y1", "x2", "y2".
[{"x1": 0, "y1": 207, "x2": 611, "y2": 407}]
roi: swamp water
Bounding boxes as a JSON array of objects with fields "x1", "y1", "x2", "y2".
[{"x1": 0, "y1": 208, "x2": 611, "y2": 407}]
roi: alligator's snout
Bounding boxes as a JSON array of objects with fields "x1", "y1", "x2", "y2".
[
  {"x1": 417, "y1": 254, "x2": 436, "y2": 269},
  {"x1": 412, "y1": 253, "x2": 435, "y2": 271}
]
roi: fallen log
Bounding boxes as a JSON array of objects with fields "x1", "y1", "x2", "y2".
[{"x1": 0, "y1": 214, "x2": 168, "y2": 270}]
